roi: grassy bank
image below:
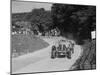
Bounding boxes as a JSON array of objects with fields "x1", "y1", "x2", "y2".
[
  {"x1": 11, "y1": 34, "x2": 49, "y2": 58},
  {"x1": 72, "y1": 39, "x2": 96, "y2": 70}
]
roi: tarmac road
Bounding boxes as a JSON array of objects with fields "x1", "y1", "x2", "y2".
[{"x1": 12, "y1": 36, "x2": 83, "y2": 74}]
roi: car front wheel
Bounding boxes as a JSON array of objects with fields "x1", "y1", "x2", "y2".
[{"x1": 51, "y1": 46, "x2": 56, "y2": 59}]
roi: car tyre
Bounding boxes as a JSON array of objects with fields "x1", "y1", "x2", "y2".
[
  {"x1": 67, "y1": 51, "x2": 72, "y2": 59},
  {"x1": 51, "y1": 45, "x2": 56, "y2": 59}
]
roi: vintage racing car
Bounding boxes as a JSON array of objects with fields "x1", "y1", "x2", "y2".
[{"x1": 51, "y1": 40, "x2": 75, "y2": 59}]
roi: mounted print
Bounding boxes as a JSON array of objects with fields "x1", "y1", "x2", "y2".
[{"x1": 11, "y1": 0, "x2": 96, "y2": 74}]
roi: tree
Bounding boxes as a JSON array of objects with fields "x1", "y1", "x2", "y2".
[
  {"x1": 51, "y1": 4, "x2": 96, "y2": 42},
  {"x1": 25, "y1": 8, "x2": 53, "y2": 32},
  {"x1": 12, "y1": 8, "x2": 53, "y2": 33}
]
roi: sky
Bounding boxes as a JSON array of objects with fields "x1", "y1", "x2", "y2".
[{"x1": 12, "y1": 0, "x2": 53, "y2": 13}]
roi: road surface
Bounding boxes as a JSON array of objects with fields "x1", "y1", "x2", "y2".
[{"x1": 12, "y1": 36, "x2": 83, "y2": 74}]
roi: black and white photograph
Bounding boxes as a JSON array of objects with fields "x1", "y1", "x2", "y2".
[{"x1": 11, "y1": 0, "x2": 96, "y2": 74}]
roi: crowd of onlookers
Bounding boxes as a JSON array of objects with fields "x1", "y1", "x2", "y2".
[{"x1": 12, "y1": 24, "x2": 61, "y2": 37}]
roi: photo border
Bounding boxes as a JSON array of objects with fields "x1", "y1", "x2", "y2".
[{"x1": 10, "y1": 0, "x2": 96, "y2": 75}]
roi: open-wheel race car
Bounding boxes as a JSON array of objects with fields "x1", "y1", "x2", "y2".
[{"x1": 51, "y1": 40, "x2": 75, "y2": 59}]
